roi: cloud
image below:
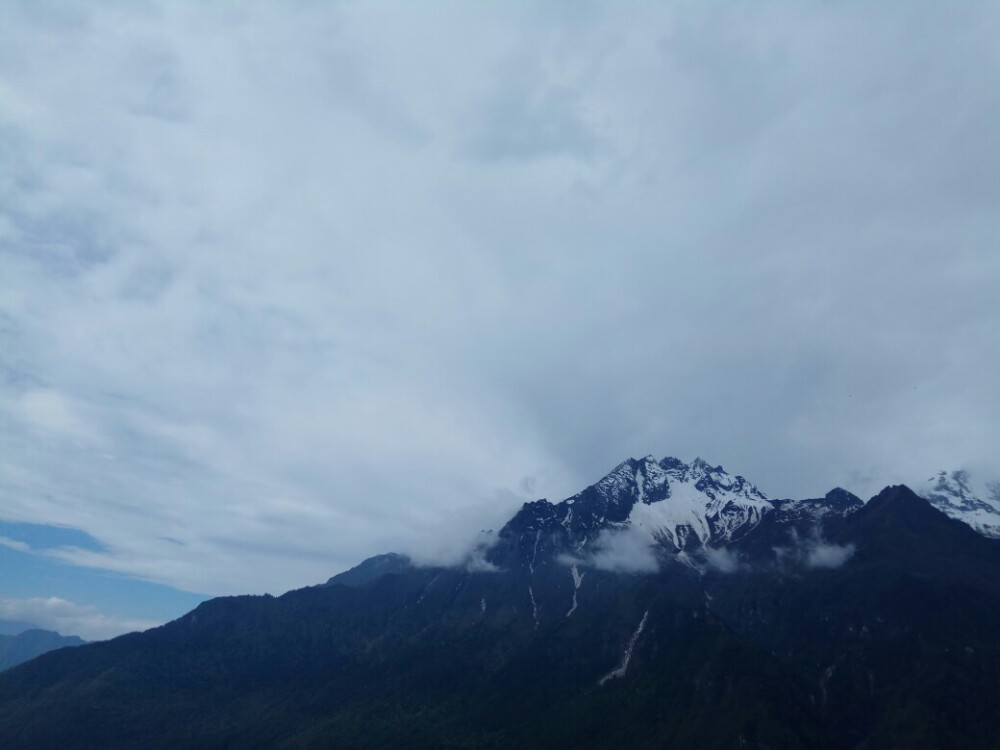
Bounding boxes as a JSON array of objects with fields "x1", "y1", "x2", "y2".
[
  {"x1": 462, "y1": 56, "x2": 606, "y2": 163},
  {"x1": 0, "y1": 0, "x2": 997, "y2": 604},
  {"x1": 806, "y1": 541, "x2": 855, "y2": 570},
  {"x1": 408, "y1": 527, "x2": 504, "y2": 574},
  {"x1": 774, "y1": 529, "x2": 856, "y2": 571},
  {"x1": 701, "y1": 546, "x2": 743, "y2": 574},
  {"x1": 0, "y1": 597, "x2": 161, "y2": 641},
  {"x1": 564, "y1": 529, "x2": 661, "y2": 574},
  {"x1": 0, "y1": 536, "x2": 30, "y2": 553},
  {"x1": 15, "y1": 389, "x2": 101, "y2": 445},
  {"x1": 464, "y1": 553, "x2": 500, "y2": 574}
]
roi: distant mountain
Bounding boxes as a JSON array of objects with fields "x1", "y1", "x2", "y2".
[
  {"x1": 2, "y1": 457, "x2": 1000, "y2": 749},
  {"x1": 0, "y1": 629, "x2": 85, "y2": 671},
  {"x1": 0, "y1": 619, "x2": 39, "y2": 636}
]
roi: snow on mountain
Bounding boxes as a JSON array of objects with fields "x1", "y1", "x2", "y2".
[
  {"x1": 624, "y1": 456, "x2": 772, "y2": 549},
  {"x1": 494, "y1": 458, "x2": 1000, "y2": 576},
  {"x1": 920, "y1": 470, "x2": 1000, "y2": 539},
  {"x1": 770, "y1": 488, "x2": 864, "y2": 523},
  {"x1": 497, "y1": 456, "x2": 773, "y2": 564}
]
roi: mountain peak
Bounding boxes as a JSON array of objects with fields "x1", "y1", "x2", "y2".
[
  {"x1": 324, "y1": 553, "x2": 412, "y2": 588},
  {"x1": 690, "y1": 456, "x2": 722, "y2": 472},
  {"x1": 658, "y1": 456, "x2": 687, "y2": 471},
  {"x1": 928, "y1": 470, "x2": 975, "y2": 503},
  {"x1": 920, "y1": 470, "x2": 1000, "y2": 538},
  {"x1": 495, "y1": 455, "x2": 773, "y2": 568},
  {"x1": 497, "y1": 459, "x2": 1000, "y2": 577}
]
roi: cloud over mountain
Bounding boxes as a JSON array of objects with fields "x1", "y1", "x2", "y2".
[{"x1": 0, "y1": 1, "x2": 997, "y2": 599}]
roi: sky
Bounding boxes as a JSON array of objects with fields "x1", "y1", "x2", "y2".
[{"x1": 1, "y1": 1, "x2": 998, "y2": 640}]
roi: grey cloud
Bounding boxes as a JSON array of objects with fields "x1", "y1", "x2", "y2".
[
  {"x1": 6, "y1": 208, "x2": 117, "y2": 278},
  {"x1": 0, "y1": 1, "x2": 996, "y2": 598},
  {"x1": 455, "y1": 8, "x2": 614, "y2": 164},
  {"x1": 123, "y1": 48, "x2": 192, "y2": 124},
  {"x1": 464, "y1": 79, "x2": 604, "y2": 163}
]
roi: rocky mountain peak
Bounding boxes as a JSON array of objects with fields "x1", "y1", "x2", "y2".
[{"x1": 921, "y1": 470, "x2": 1000, "y2": 538}]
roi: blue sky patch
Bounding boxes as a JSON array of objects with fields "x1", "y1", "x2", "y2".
[{"x1": 0, "y1": 520, "x2": 107, "y2": 553}]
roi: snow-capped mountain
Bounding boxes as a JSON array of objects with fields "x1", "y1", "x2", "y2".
[
  {"x1": 9, "y1": 461, "x2": 1000, "y2": 749},
  {"x1": 491, "y1": 458, "x2": 1000, "y2": 577},
  {"x1": 921, "y1": 470, "x2": 1000, "y2": 538},
  {"x1": 492, "y1": 456, "x2": 775, "y2": 569}
]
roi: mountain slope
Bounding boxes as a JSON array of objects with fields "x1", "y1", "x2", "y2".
[
  {"x1": 707, "y1": 485, "x2": 1000, "y2": 749},
  {"x1": 0, "y1": 566, "x2": 815, "y2": 749}
]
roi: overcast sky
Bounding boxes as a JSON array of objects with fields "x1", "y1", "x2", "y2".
[{"x1": 1, "y1": 1, "x2": 998, "y2": 639}]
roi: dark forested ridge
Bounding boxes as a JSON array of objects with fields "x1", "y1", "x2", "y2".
[{"x1": 2, "y1": 465, "x2": 999, "y2": 749}]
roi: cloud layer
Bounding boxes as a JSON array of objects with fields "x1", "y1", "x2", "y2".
[{"x1": 1, "y1": 1, "x2": 998, "y2": 597}]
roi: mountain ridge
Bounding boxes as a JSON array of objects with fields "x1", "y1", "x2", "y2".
[
  {"x1": 2, "y1": 457, "x2": 999, "y2": 749},
  {"x1": 0, "y1": 629, "x2": 85, "y2": 672}
]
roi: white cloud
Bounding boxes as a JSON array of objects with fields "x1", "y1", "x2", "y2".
[
  {"x1": 806, "y1": 541, "x2": 855, "y2": 570},
  {"x1": 15, "y1": 389, "x2": 101, "y2": 445},
  {"x1": 701, "y1": 546, "x2": 742, "y2": 574},
  {"x1": 774, "y1": 529, "x2": 856, "y2": 571},
  {"x1": 0, "y1": 597, "x2": 160, "y2": 642},
  {"x1": 565, "y1": 529, "x2": 661, "y2": 574},
  {"x1": 0, "y1": 1, "x2": 997, "y2": 600},
  {"x1": 0, "y1": 536, "x2": 30, "y2": 553},
  {"x1": 464, "y1": 553, "x2": 500, "y2": 574}
]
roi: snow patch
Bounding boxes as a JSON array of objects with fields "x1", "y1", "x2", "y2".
[
  {"x1": 921, "y1": 470, "x2": 1000, "y2": 538},
  {"x1": 566, "y1": 565, "x2": 584, "y2": 617},
  {"x1": 417, "y1": 571, "x2": 443, "y2": 604},
  {"x1": 599, "y1": 609, "x2": 649, "y2": 685},
  {"x1": 529, "y1": 529, "x2": 540, "y2": 574}
]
